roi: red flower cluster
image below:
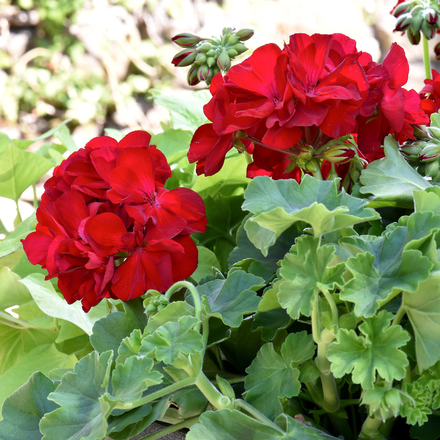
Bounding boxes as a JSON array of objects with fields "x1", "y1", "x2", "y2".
[
  {"x1": 420, "y1": 69, "x2": 440, "y2": 117},
  {"x1": 22, "y1": 131, "x2": 206, "y2": 312},
  {"x1": 188, "y1": 32, "x2": 428, "y2": 180}
]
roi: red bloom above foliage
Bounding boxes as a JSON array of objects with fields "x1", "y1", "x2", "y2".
[
  {"x1": 420, "y1": 69, "x2": 440, "y2": 117},
  {"x1": 22, "y1": 131, "x2": 206, "y2": 312},
  {"x1": 188, "y1": 32, "x2": 428, "y2": 183}
]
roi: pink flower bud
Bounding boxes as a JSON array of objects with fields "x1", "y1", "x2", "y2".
[
  {"x1": 187, "y1": 64, "x2": 200, "y2": 86},
  {"x1": 424, "y1": 8, "x2": 438, "y2": 25},
  {"x1": 171, "y1": 33, "x2": 203, "y2": 48},
  {"x1": 395, "y1": 12, "x2": 413, "y2": 31},
  {"x1": 235, "y1": 28, "x2": 254, "y2": 41},
  {"x1": 172, "y1": 49, "x2": 198, "y2": 67},
  {"x1": 392, "y1": 1, "x2": 412, "y2": 18},
  {"x1": 322, "y1": 146, "x2": 356, "y2": 164}
]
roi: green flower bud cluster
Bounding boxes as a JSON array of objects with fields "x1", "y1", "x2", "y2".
[
  {"x1": 144, "y1": 295, "x2": 170, "y2": 315},
  {"x1": 401, "y1": 116, "x2": 440, "y2": 182},
  {"x1": 392, "y1": 0, "x2": 440, "y2": 44},
  {"x1": 171, "y1": 27, "x2": 254, "y2": 86}
]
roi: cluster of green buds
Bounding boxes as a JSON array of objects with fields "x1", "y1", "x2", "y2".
[
  {"x1": 171, "y1": 27, "x2": 254, "y2": 86},
  {"x1": 401, "y1": 119, "x2": 440, "y2": 181},
  {"x1": 392, "y1": 0, "x2": 440, "y2": 44},
  {"x1": 144, "y1": 293, "x2": 170, "y2": 315}
]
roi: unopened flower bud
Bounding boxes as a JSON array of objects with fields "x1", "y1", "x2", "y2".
[
  {"x1": 197, "y1": 64, "x2": 211, "y2": 81},
  {"x1": 421, "y1": 20, "x2": 435, "y2": 39},
  {"x1": 207, "y1": 56, "x2": 216, "y2": 67},
  {"x1": 407, "y1": 27, "x2": 421, "y2": 45},
  {"x1": 235, "y1": 28, "x2": 254, "y2": 41},
  {"x1": 228, "y1": 35, "x2": 240, "y2": 46},
  {"x1": 187, "y1": 64, "x2": 200, "y2": 86},
  {"x1": 145, "y1": 303, "x2": 157, "y2": 314},
  {"x1": 194, "y1": 53, "x2": 207, "y2": 65},
  {"x1": 206, "y1": 49, "x2": 216, "y2": 57},
  {"x1": 322, "y1": 145, "x2": 356, "y2": 164},
  {"x1": 401, "y1": 144, "x2": 423, "y2": 160},
  {"x1": 172, "y1": 33, "x2": 203, "y2": 48},
  {"x1": 420, "y1": 144, "x2": 440, "y2": 161},
  {"x1": 350, "y1": 168, "x2": 360, "y2": 183},
  {"x1": 235, "y1": 43, "x2": 248, "y2": 54},
  {"x1": 217, "y1": 51, "x2": 231, "y2": 71},
  {"x1": 395, "y1": 12, "x2": 413, "y2": 31},
  {"x1": 427, "y1": 126, "x2": 440, "y2": 139},
  {"x1": 392, "y1": 1, "x2": 412, "y2": 18},
  {"x1": 172, "y1": 49, "x2": 198, "y2": 67},
  {"x1": 199, "y1": 42, "x2": 212, "y2": 52},
  {"x1": 424, "y1": 8, "x2": 438, "y2": 25},
  {"x1": 228, "y1": 48, "x2": 238, "y2": 57},
  {"x1": 299, "y1": 145, "x2": 314, "y2": 161},
  {"x1": 435, "y1": 42, "x2": 440, "y2": 60},
  {"x1": 425, "y1": 160, "x2": 440, "y2": 177},
  {"x1": 305, "y1": 158, "x2": 320, "y2": 173}
]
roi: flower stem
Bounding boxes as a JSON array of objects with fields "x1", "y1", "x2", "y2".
[
  {"x1": 115, "y1": 377, "x2": 196, "y2": 410},
  {"x1": 234, "y1": 399, "x2": 285, "y2": 434},
  {"x1": 195, "y1": 372, "x2": 234, "y2": 410},
  {"x1": 166, "y1": 281, "x2": 202, "y2": 332},
  {"x1": 0, "y1": 310, "x2": 39, "y2": 329},
  {"x1": 423, "y1": 34, "x2": 432, "y2": 80},
  {"x1": 360, "y1": 416, "x2": 385, "y2": 440},
  {"x1": 392, "y1": 305, "x2": 406, "y2": 326},
  {"x1": 321, "y1": 288, "x2": 338, "y2": 326},
  {"x1": 138, "y1": 416, "x2": 200, "y2": 440}
]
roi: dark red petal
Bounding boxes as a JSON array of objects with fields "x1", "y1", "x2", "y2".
[
  {"x1": 382, "y1": 43, "x2": 409, "y2": 89},
  {"x1": 171, "y1": 235, "x2": 199, "y2": 282}
]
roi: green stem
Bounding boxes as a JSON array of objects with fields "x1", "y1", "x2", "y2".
[
  {"x1": 311, "y1": 298, "x2": 322, "y2": 344},
  {"x1": 316, "y1": 343, "x2": 340, "y2": 413},
  {"x1": 312, "y1": 165, "x2": 323, "y2": 180},
  {"x1": 195, "y1": 372, "x2": 234, "y2": 410},
  {"x1": 423, "y1": 34, "x2": 432, "y2": 80},
  {"x1": 32, "y1": 183, "x2": 39, "y2": 210},
  {"x1": 138, "y1": 417, "x2": 200, "y2": 440},
  {"x1": 321, "y1": 288, "x2": 338, "y2": 326},
  {"x1": 392, "y1": 306, "x2": 406, "y2": 326},
  {"x1": 166, "y1": 281, "x2": 202, "y2": 332},
  {"x1": 234, "y1": 399, "x2": 285, "y2": 434},
  {"x1": 305, "y1": 382, "x2": 324, "y2": 407},
  {"x1": 115, "y1": 377, "x2": 196, "y2": 410},
  {"x1": 360, "y1": 416, "x2": 385, "y2": 440}
]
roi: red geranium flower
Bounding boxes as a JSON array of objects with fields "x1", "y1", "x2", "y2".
[{"x1": 22, "y1": 131, "x2": 206, "y2": 312}]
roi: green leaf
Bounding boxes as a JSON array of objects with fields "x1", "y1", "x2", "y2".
[
  {"x1": 116, "y1": 329, "x2": 143, "y2": 365},
  {"x1": 0, "y1": 266, "x2": 31, "y2": 310},
  {"x1": 0, "y1": 344, "x2": 76, "y2": 415},
  {"x1": 143, "y1": 301, "x2": 195, "y2": 334},
  {"x1": 252, "y1": 308, "x2": 291, "y2": 341},
  {"x1": 229, "y1": 217, "x2": 303, "y2": 281},
  {"x1": 0, "y1": 372, "x2": 57, "y2": 440},
  {"x1": 40, "y1": 351, "x2": 113, "y2": 440},
  {"x1": 54, "y1": 125, "x2": 78, "y2": 153},
  {"x1": 413, "y1": 187, "x2": 440, "y2": 215},
  {"x1": 187, "y1": 409, "x2": 340, "y2": 440},
  {"x1": 327, "y1": 310, "x2": 410, "y2": 389},
  {"x1": 278, "y1": 236, "x2": 345, "y2": 319},
  {"x1": 409, "y1": 414, "x2": 440, "y2": 440},
  {"x1": 0, "y1": 213, "x2": 35, "y2": 258},
  {"x1": 19, "y1": 274, "x2": 107, "y2": 335},
  {"x1": 197, "y1": 270, "x2": 264, "y2": 327},
  {"x1": 139, "y1": 316, "x2": 204, "y2": 364},
  {"x1": 150, "y1": 89, "x2": 210, "y2": 132},
  {"x1": 191, "y1": 246, "x2": 221, "y2": 282},
  {"x1": 110, "y1": 356, "x2": 163, "y2": 402},
  {"x1": 243, "y1": 175, "x2": 378, "y2": 255},
  {"x1": 359, "y1": 136, "x2": 431, "y2": 207},
  {"x1": 244, "y1": 332, "x2": 313, "y2": 420},
  {"x1": 168, "y1": 387, "x2": 208, "y2": 420},
  {"x1": 150, "y1": 128, "x2": 192, "y2": 159},
  {"x1": 340, "y1": 225, "x2": 434, "y2": 318},
  {"x1": 0, "y1": 323, "x2": 57, "y2": 375},
  {"x1": 403, "y1": 271, "x2": 440, "y2": 371},
  {"x1": 90, "y1": 301, "x2": 145, "y2": 354},
  {"x1": 0, "y1": 133, "x2": 54, "y2": 201}
]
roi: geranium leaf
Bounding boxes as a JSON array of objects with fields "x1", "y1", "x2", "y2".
[
  {"x1": 150, "y1": 128, "x2": 192, "y2": 159},
  {"x1": 19, "y1": 274, "x2": 107, "y2": 335},
  {"x1": 0, "y1": 344, "x2": 76, "y2": 413},
  {"x1": 242, "y1": 174, "x2": 378, "y2": 255},
  {"x1": 0, "y1": 133, "x2": 54, "y2": 201},
  {"x1": 197, "y1": 270, "x2": 264, "y2": 327},
  {"x1": 403, "y1": 272, "x2": 440, "y2": 371},
  {"x1": 143, "y1": 301, "x2": 195, "y2": 334},
  {"x1": 116, "y1": 329, "x2": 143, "y2": 365},
  {"x1": 0, "y1": 372, "x2": 57, "y2": 440},
  {"x1": 229, "y1": 217, "x2": 303, "y2": 281},
  {"x1": 40, "y1": 351, "x2": 113, "y2": 440},
  {"x1": 327, "y1": 310, "x2": 410, "y2": 389},
  {"x1": 278, "y1": 236, "x2": 345, "y2": 319},
  {"x1": 414, "y1": 187, "x2": 440, "y2": 215},
  {"x1": 187, "y1": 409, "x2": 340, "y2": 440},
  {"x1": 191, "y1": 246, "x2": 221, "y2": 282},
  {"x1": 340, "y1": 224, "x2": 433, "y2": 318},
  {"x1": 244, "y1": 332, "x2": 314, "y2": 420},
  {"x1": 0, "y1": 213, "x2": 35, "y2": 258},
  {"x1": 359, "y1": 135, "x2": 431, "y2": 207},
  {"x1": 110, "y1": 356, "x2": 163, "y2": 402},
  {"x1": 139, "y1": 316, "x2": 203, "y2": 365}
]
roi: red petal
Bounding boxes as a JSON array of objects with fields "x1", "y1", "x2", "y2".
[
  {"x1": 382, "y1": 43, "x2": 409, "y2": 88},
  {"x1": 172, "y1": 235, "x2": 198, "y2": 281},
  {"x1": 118, "y1": 130, "x2": 152, "y2": 149}
]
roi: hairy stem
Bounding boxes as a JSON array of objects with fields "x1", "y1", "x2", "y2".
[{"x1": 423, "y1": 34, "x2": 432, "y2": 80}]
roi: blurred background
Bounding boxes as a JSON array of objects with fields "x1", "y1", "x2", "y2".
[{"x1": 0, "y1": 0, "x2": 439, "y2": 229}]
